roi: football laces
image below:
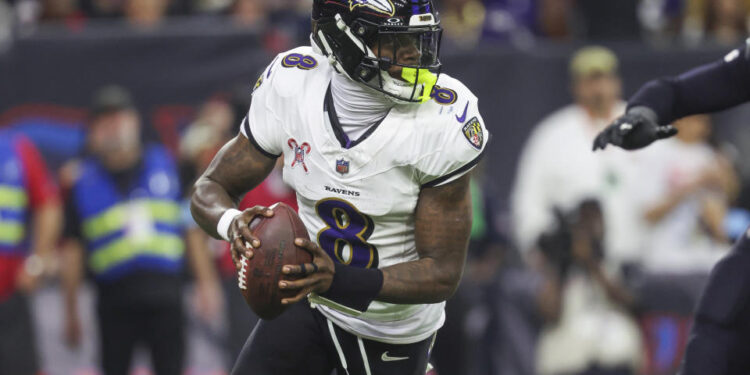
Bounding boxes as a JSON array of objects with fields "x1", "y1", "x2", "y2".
[{"x1": 238, "y1": 254, "x2": 249, "y2": 290}]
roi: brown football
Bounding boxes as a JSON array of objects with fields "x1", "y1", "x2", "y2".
[{"x1": 237, "y1": 202, "x2": 311, "y2": 320}]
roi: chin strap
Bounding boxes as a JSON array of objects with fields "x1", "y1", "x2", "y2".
[{"x1": 311, "y1": 31, "x2": 349, "y2": 78}]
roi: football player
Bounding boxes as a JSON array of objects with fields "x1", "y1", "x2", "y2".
[
  {"x1": 190, "y1": 0, "x2": 489, "y2": 374},
  {"x1": 593, "y1": 40, "x2": 750, "y2": 375}
]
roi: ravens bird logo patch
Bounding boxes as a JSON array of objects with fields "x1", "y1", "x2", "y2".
[
  {"x1": 348, "y1": 0, "x2": 395, "y2": 16},
  {"x1": 462, "y1": 117, "x2": 483, "y2": 150}
]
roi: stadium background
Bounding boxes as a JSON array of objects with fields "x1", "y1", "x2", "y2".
[{"x1": 3, "y1": 0, "x2": 750, "y2": 374}]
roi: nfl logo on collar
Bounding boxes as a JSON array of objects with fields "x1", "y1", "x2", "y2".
[{"x1": 336, "y1": 159, "x2": 350, "y2": 175}]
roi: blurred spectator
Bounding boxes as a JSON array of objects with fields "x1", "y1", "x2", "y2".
[
  {"x1": 266, "y1": 1, "x2": 309, "y2": 51},
  {"x1": 59, "y1": 85, "x2": 219, "y2": 375},
  {"x1": 11, "y1": 0, "x2": 37, "y2": 31},
  {"x1": 81, "y1": 0, "x2": 188, "y2": 19},
  {"x1": 481, "y1": 0, "x2": 537, "y2": 47},
  {"x1": 178, "y1": 92, "x2": 246, "y2": 196},
  {"x1": 0, "y1": 0, "x2": 12, "y2": 47},
  {"x1": 635, "y1": 115, "x2": 737, "y2": 273},
  {"x1": 178, "y1": 95, "x2": 240, "y2": 366},
  {"x1": 177, "y1": 100, "x2": 230, "y2": 329},
  {"x1": 230, "y1": 0, "x2": 300, "y2": 53},
  {"x1": 190, "y1": 0, "x2": 233, "y2": 14},
  {"x1": 684, "y1": 0, "x2": 750, "y2": 45},
  {"x1": 575, "y1": 0, "x2": 641, "y2": 40},
  {"x1": 511, "y1": 46, "x2": 644, "y2": 373},
  {"x1": 230, "y1": 0, "x2": 268, "y2": 28},
  {"x1": 638, "y1": 0, "x2": 686, "y2": 42},
  {"x1": 538, "y1": 0, "x2": 640, "y2": 40},
  {"x1": 511, "y1": 46, "x2": 645, "y2": 266},
  {"x1": 79, "y1": 0, "x2": 123, "y2": 18},
  {"x1": 534, "y1": 200, "x2": 641, "y2": 375},
  {"x1": 39, "y1": 0, "x2": 79, "y2": 20},
  {"x1": 0, "y1": 130, "x2": 62, "y2": 375},
  {"x1": 440, "y1": 0, "x2": 487, "y2": 48},
  {"x1": 125, "y1": 0, "x2": 169, "y2": 27},
  {"x1": 179, "y1": 97, "x2": 234, "y2": 172},
  {"x1": 36, "y1": 0, "x2": 87, "y2": 29},
  {"x1": 538, "y1": 0, "x2": 572, "y2": 38}
]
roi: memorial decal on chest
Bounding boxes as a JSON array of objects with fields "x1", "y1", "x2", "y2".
[{"x1": 288, "y1": 138, "x2": 311, "y2": 173}]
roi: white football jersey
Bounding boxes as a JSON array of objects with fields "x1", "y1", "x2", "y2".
[{"x1": 241, "y1": 46, "x2": 489, "y2": 344}]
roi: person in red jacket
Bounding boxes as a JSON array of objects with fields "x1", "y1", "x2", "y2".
[{"x1": 0, "y1": 130, "x2": 62, "y2": 375}]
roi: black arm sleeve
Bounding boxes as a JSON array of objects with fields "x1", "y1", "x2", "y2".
[{"x1": 628, "y1": 43, "x2": 750, "y2": 124}]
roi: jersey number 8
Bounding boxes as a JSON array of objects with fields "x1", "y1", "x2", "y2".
[
  {"x1": 315, "y1": 198, "x2": 378, "y2": 269},
  {"x1": 281, "y1": 53, "x2": 318, "y2": 70}
]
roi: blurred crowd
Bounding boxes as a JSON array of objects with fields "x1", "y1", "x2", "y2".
[{"x1": 3, "y1": 0, "x2": 750, "y2": 49}]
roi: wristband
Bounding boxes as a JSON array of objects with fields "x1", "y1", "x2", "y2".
[
  {"x1": 217, "y1": 209, "x2": 242, "y2": 241},
  {"x1": 320, "y1": 263, "x2": 384, "y2": 313}
]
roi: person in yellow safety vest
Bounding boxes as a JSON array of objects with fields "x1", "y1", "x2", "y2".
[{"x1": 60, "y1": 86, "x2": 221, "y2": 375}]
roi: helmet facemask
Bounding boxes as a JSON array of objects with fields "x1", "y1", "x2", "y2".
[{"x1": 312, "y1": 13, "x2": 442, "y2": 103}]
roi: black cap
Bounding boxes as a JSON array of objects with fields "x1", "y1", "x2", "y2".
[{"x1": 90, "y1": 85, "x2": 134, "y2": 117}]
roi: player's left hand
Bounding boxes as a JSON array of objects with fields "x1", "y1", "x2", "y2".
[{"x1": 278, "y1": 238, "x2": 335, "y2": 305}]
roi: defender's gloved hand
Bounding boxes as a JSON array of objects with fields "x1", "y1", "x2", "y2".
[{"x1": 592, "y1": 106, "x2": 678, "y2": 151}]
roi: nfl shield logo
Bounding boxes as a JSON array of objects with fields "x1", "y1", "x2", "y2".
[{"x1": 336, "y1": 159, "x2": 350, "y2": 175}]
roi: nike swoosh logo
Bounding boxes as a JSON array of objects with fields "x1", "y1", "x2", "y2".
[
  {"x1": 381, "y1": 351, "x2": 409, "y2": 362},
  {"x1": 455, "y1": 101, "x2": 469, "y2": 123}
]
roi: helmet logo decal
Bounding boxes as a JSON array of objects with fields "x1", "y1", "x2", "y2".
[{"x1": 348, "y1": 0, "x2": 395, "y2": 16}]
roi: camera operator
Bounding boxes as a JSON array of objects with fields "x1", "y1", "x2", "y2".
[{"x1": 535, "y1": 199, "x2": 641, "y2": 375}]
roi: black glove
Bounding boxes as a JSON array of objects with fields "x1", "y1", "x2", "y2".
[{"x1": 592, "y1": 106, "x2": 678, "y2": 151}]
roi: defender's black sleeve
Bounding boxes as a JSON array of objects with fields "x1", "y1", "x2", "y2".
[
  {"x1": 679, "y1": 236, "x2": 750, "y2": 374},
  {"x1": 628, "y1": 42, "x2": 750, "y2": 125}
]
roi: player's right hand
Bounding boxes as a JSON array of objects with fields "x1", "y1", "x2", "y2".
[
  {"x1": 592, "y1": 108, "x2": 678, "y2": 151},
  {"x1": 228, "y1": 206, "x2": 274, "y2": 270}
]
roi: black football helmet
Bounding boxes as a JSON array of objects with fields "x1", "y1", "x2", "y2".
[{"x1": 311, "y1": 0, "x2": 442, "y2": 103}]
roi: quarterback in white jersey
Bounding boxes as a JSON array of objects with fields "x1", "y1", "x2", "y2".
[
  {"x1": 191, "y1": 0, "x2": 489, "y2": 373},
  {"x1": 242, "y1": 44, "x2": 486, "y2": 343}
]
